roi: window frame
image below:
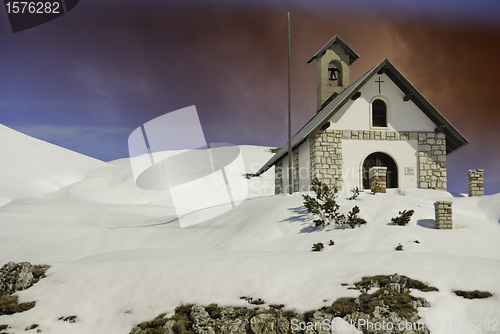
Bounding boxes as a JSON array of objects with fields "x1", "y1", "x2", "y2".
[{"x1": 369, "y1": 96, "x2": 390, "y2": 130}]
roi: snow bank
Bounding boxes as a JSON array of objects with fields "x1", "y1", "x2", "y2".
[
  {"x1": 0, "y1": 124, "x2": 105, "y2": 206},
  {"x1": 0, "y1": 138, "x2": 498, "y2": 334}
]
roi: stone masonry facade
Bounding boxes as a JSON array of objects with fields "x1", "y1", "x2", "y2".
[
  {"x1": 274, "y1": 160, "x2": 282, "y2": 195},
  {"x1": 309, "y1": 130, "x2": 343, "y2": 189},
  {"x1": 274, "y1": 129, "x2": 447, "y2": 194},
  {"x1": 417, "y1": 132, "x2": 447, "y2": 191},
  {"x1": 293, "y1": 148, "x2": 299, "y2": 192}
]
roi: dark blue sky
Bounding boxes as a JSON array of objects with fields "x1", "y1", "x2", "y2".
[{"x1": 1, "y1": 0, "x2": 499, "y2": 194}]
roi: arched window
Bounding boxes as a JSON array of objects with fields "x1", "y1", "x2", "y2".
[
  {"x1": 372, "y1": 99, "x2": 387, "y2": 127},
  {"x1": 362, "y1": 152, "x2": 398, "y2": 189},
  {"x1": 328, "y1": 60, "x2": 342, "y2": 86}
]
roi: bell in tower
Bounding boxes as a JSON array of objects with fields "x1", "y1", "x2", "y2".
[{"x1": 307, "y1": 35, "x2": 359, "y2": 110}]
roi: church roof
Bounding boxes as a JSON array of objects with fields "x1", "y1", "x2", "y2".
[
  {"x1": 306, "y1": 35, "x2": 360, "y2": 65},
  {"x1": 255, "y1": 58, "x2": 469, "y2": 176}
]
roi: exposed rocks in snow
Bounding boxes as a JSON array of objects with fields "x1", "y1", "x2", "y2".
[
  {"x1": 58, "y1": 316, "x2": 77, "y2": 323},
  {"x1": 0, "y1": 262, "x2": 50, "y2": 296},
  {"x1": 129, "y1": 275, "x2": 439, "y2": 334},
  {"x1": 240, "y1": 297, "x2": 266, "y2": 305},
  {"x1": 24, "y1": 323, "x2": 39, "y2": 331},
  {"x1": 131, "y1": 305, "x2": 297, "y2": 334},
  {"x1": 453, "y1": 290, "x2": 493, "y2": 299},
  {"x1": 0, "y1": 262, "x2": 49, "y2": 316}
]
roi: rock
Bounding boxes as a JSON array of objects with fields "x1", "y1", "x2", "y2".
[
  {"x1": 190, "y1": 306, "x2": 211, "y2": 327},
  {"x1": 25, "y1": 324, "x2": 38, "y2": 331},
  {"x1": 390, "y1": 273, "x2": 401, "y2": 283},
  {"x1": 163, "y1": 320, "x2": 176, "y2": 334},
  {"x1": 387, "y1": 283, "x2": 401, "y2": 293},
  {"x1": 250, "y1": 314, "x2": 276, "y2": 334},
  {"x1": 0, "y1": 262, "x2": 49, "y2": 295},
  {"x1": 129, "y1": 326, "x2": 144, "y2": 334},
  {"x1": 58, "y1": 316, "x2": 77, "y2": 323}
]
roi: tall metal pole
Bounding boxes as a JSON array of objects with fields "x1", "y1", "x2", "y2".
[{"x1": 287, "y1": 12, "x2": 293, "y2": 195}]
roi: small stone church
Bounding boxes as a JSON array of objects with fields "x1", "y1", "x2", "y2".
[{"x1": 256, "y1": 35, "x2": 468, "y2": 194}]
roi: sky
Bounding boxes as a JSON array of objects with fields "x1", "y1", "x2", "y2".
[{"x1": 0, "y1": 0, "x2": 499, "y2": 194}]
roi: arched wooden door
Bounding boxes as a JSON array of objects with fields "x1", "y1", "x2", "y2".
[{"x1": 362, "y1": 152, "x2": 398, "y2": 189}]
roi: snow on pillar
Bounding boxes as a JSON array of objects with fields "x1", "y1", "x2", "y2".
[
  {"x1": 468, "y1": 169, "x2": 484, "y2": 197},
  {"x1": 369, "y1": 166, "x2": 387, "y2": 193},
  {"x1": 434, "y1": 201, "x2": 453, "y2": 229}
]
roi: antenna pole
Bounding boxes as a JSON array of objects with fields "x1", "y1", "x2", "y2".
[{"x1": 287, "y1": 12, "x2": 293, "y2": 195}]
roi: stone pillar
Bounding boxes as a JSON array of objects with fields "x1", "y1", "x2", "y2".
[
  {"x1": 275, "y1": 160, "x2": 283, "y2": 195},
  {"x1": 468, "y1": 169, "x2": 484, "y2": 197},
  {"x1": 434, "y1": 201, "x2": 453, "y2": 229},
  {"x1": 418, "y1": 132, "x2": 447, "y2": 190},
  {"x1": 369, "y1": 167, "x2": 387, "y2": 193}
]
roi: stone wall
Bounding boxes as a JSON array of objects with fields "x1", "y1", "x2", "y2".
[
  {"x1": 341, "y1": 130, "x2": 419, "y2": 141},
  {"x1": 434, "y1": 201, "x2": 453, "y2": 229},
  {"x1": 275, "y1": 129, "x2": 447, "y2": 193},
  {"x1": 293, "y1": 148, "x2": 299, "y2": 192},
  {"x1": 309, "y1": 129, "x2": 343, "y2": 188},
  {"x1": 418, "y1": 133, "x2": 447, "y2": 190},
  {"x1": 468, "y1": 169, "x2": 484, "y2": 197},
  {"x1": 274, "y1": 160, "x2": 282, "y2": 195},
  {"x1": 341, "y1": 130, "x2": 446, "y2": 191}
]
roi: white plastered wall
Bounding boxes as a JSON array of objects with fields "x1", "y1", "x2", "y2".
[
  {"x1": 327, "y1": 73, "x2": 436, "y2": 132},
  {"x1": 298, "y1": 139, "x2": 310, "y2": 192},
  {"x1": 324, "y1": 72, "x2": 436, "y2": 190},
  {"x1": 342, "y1": 139, "x2": 418, "y2": 190}
]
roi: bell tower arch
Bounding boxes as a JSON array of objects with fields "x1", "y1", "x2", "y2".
[{"x1": 307, "y1": 35, "x2": 359, "y2": 110}]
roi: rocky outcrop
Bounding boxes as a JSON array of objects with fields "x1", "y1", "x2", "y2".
[
  {"x1": 0, "y1": 262, "x2": 50, "y2": 320},
  {"x1": 131, "y1": 305, "x2": 296, "y2": 334},
  {"x1": 129, "y1": 274, "x2": 438, "y2": 334},
  {"x1": 0, "y1": 262, "x2": 49, "y2": 296}
]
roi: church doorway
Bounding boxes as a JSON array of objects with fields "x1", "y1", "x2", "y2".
[{"x1": 362, "y1": 152, "x2": 398, "y2": 189}]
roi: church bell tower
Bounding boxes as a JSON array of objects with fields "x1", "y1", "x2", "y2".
[{"x1": 307, "y1": 35, "x2": 360, "y2": 110}]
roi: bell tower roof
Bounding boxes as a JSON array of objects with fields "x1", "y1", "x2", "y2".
[{"x1": 306, "y1": 35, "x2": 360, "y2": 65}]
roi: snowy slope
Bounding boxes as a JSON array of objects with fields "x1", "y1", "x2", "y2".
[
  {"x1": 0, "y1": 124, "x2": 105, "y2": 206},
  {"x1": 0, "y1": 142, "x2": 499, "y2": 334}
]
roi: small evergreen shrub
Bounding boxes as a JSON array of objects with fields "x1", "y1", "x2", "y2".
[
  {"x1": 329, "y1": 240, "x2": 335, "y2": 246},
  {"x1": 391, "y1": 210, "x2": 415, "y2": 226},
  {"x1": 349, "y1": 187, "x2": 359, "y2": 200},
  {"x1": 414, "y1": 240, "x2": 420, "y2": 244},
  {"x1": 343, "y1": 206, "x2": 367, "y2": 229},
  {"x1": 371, "y1": 181, "x2": 382, "y2": 194},
  {"x1": 302, "y1": 178, "x2": 367, "y2": 228},
  {"x1": 395, "y1": 244, "x2": 403, "y2": 251},
  {"x1": 312, "y1": 242, "x2": 324, "y2": 252}
]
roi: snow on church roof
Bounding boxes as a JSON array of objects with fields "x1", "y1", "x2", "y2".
[{"x1": 255, "y1": 58, "x2": 469, "y2": 176}]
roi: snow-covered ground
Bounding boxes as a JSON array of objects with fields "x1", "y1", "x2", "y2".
[{"x1": 0, "y1": 125, "x2": 499, "y2": 334}]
